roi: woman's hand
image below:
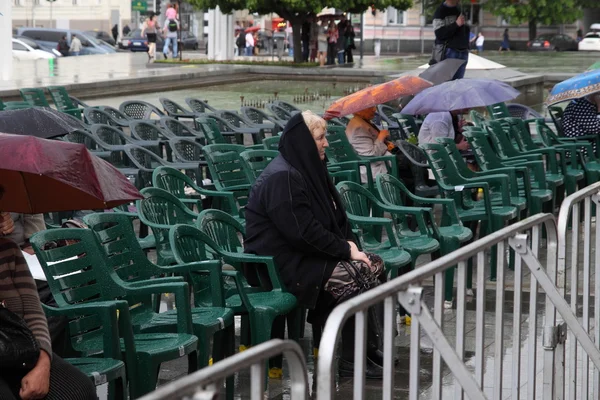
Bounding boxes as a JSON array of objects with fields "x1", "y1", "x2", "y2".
[
  {"x1": 348, "y1": 241, "x2": 371, "y2": 268},
  {"x1": 20, "y1": 350, "x2": 51, "y2": 400},
  {"x1": 0, "y1": 212, "x2": 15, "y2": 236},
  {"x1": 376, "y1": 129, "x2": 390, "y2": 142}
]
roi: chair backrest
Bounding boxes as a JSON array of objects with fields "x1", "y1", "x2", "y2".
[
  {"x1": 169, "y1": 224, "x2": 225, "y2": 307},
  {"x1": 376, "y1": 174, "x2": 408, "y2": 208},
  {"x1": 98, "y1": 106, "x2": 131, "y2": 123},
  {"x1": 484, "y1": 120, "x2": 522, "y2": 159},
  {"x1": 160, "y1": 116, "x2": 201, "y2": 140},
  {"x1": 30, "y1": 228, "x2": 130, "y2": 359},
  {"x1": 30, "y1": 228, "x2": 129, "y2": 307},
  {"x1": 460, "y1": 126, "x2": 505, "y2": 170},
  {"x1": 84, "y1": 107, "x2": 116, "y2": 126},
  {"x1": 469, "y1": 110, "x2": 488, "y2": 127},
  {"x1": 197, "y1": 209, "x2": 244, "y2": 254},
  {"x1": 396, "y1": 140, "x2": 438, "y2": 193},
  {"x1": 241, "y1": 107, "x2": 283, "y2": 131},
  {"x1": 195, "y1": 117, "x2": 227, "y2": 144},
  {"x1": 420, "y1": 142, "x2": 465, "y2": 187},
  {"x1": 325, "y1": 126, "x2": 359, "y2": 163},
  {"x1": 506, "y1": 103, "x2": 543, "y2": 120},
  {"x1": 91, "y1": 123, "x2": 129, "y2": 146},
  {"x1": 548, "y1": 106, "x2": 564, "y2": 134},
  {"x1": 262, "y1": 135, "x2": 280, "y2": 150},
  {"x1": 202, "y1": 144, "x2": 250, "y2": 191},
  {"x1": 47, "y1": 86, "x2": 76, "y2": 112},
  {"x1": 130, "y1": 120, "x2": 166, "y2": 141},
  {"x1": 137, "y1": 187, "x2": 198, "y2": 259},
  {"x1": 435, "y1": 137, "x2": 477, "y2": 177},
  {"x1": 377, "y1": 105, "x2": 400, "y2": 128},
  {"x1": 272, "y1": 100, "x2": 300, "y2": 114},
  {"x1": 501, "y1": 117, "x2": 537, "y2": 151},
  {"x1": 185, "y1": 97, "x2": 217, "y2": 114},
  {"x1": 169, "y1": 138, "x2": 205, "y2": 163},
  {"x1": 63, "y1": 129, "x2": 107, "y2": 152},
  {"x1": 216, "y1": 110, "x2": 248, "y2": 128},
  {"x1": 535, "y1": 120, "x2": 560, "y2": 146},
  {"x1": 119, "y1": 100, "x2": 164, "y2": 120},
  {"x1": 391, "y1": 113, "x2": 418, "y2": 140},
  {"x1": 205, "y1": 114, "x2": 237, "y2": 136},
  {"x1": 125, "y1": 144, "x2": 167, "y2": 170},
  {"x1": 266, "y1": 103, "x2": 291, "y2": 121},
  {"x1": 69, "y1": 96, "x2": 89, "y2": 109},
  {"x1": 153, "y1": 165, "x2": 198, "y2": 199},
  {"x1": 20, "y1": 87, "x2": 50, "y2": 107},
  {"x1": 487, "y1": 102, "x2": 510, "y2": 120},
  {"x1": 239, "y1": 149, "x2": 278, "y2": 182},
  {"x1": 159, "y1": 97, "x2": 193, "y2": 117},
  {"x1": 83, "y1": 212, "x2": 162, "y2": 283}
]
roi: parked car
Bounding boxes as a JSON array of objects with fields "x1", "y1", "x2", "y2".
[
  {"x1": 12, "y1": 37, "x2": 57, "y2": 60},
  {"x1": 13, "y1": 35, "x2": 62, "y2": 58},
  {"x1": 527, "y1": 34, "x2": 578, "y2": 51},
  {"x1": 578, "y1": 32, "x2": 600, "y2": 51},
  {"x1": 122, "y1": 28, "x2": 198, "y2": 52},
  {"x1": 17, "y1": 28, "x2": 116, "y2": 55},
  {"x1": 84, "y1": 30, "x2": 116, "y2": 46}
]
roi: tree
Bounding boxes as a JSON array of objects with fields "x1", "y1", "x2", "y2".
[
  {"x1": 482, "y1": 0, "x2": 596, "y2": 40},
  {"x1": 188, "y1": 0, "x2": 413, "y2": 62}
]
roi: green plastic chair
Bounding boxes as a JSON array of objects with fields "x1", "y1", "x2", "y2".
[
  {"x1": 504, "y1": 117, "x2": 585, "y2": 194},
  {"x1": 469, "y1": 110, "x2": 488, "y2": 128},
  {"x1": 152, "y1": 166, "x2": 242, "y2": 220},
  {"x1": 239, "y1": 149, "x2": 279, "y2": 182},
  {"x1": 43, "y1": 302, "x2": 127, "y2": 400},
  {"x1": 262, "y1": 135, "x2": 281, "y2": 150},
  {"x1": 47, "y1": 86, "x2": 83, "y2": 118},
  {"x1": 19, "y1": 87, "x2": 51, "y2": 107},
  {"x1": 376, "y1": 174, "x2": 473, "y2": 303},
  {"x1": 30, "y1": 229, "x2": 199, "y2": 398},
  {"x1": 421, "y1": 142, "x2": 518, "y2": 281},
  {"x1": 325, "y1": 126, "x2": 398, "y2": 193},
  {"x1": 137, "y1": 187, "x2": 199, "y2": 266},
  {"x1": 202, "y1": 143, "x2": 252, "y2": 208},
  {"x1": 548, "y1": 105, "x2": 565, "y2": 135},
  {"x1": 196, "y1": 209, "x2": 301, "y2": 377},
  {"x1": 487, "y1": 102, "x2": 511, "y2": 120},
  {"x1": 83, "y1": 212, "x2": 235, "y2": 374},
  {"x1": 391, "y1": 113, "x2": 419, "y2": 141}
]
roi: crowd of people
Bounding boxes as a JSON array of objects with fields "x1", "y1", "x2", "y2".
[{"x1": 141, "y1": 4, "x2": 180, "y2": 63}]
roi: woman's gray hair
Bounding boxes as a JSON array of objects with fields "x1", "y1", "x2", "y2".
[{"x1": 301, "y1": 110, "x2": 327, "y2": 136}]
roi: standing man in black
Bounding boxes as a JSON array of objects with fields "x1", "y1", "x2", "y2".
[{"x1": 433, "y1": 0, "x2": 470, "y2": 79}]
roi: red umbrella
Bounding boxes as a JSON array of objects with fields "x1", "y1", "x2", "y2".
[
  {"x1": 0, "y1": 133, "x2": 142, "y2": 213},
  {"x1": 323, "y1": 76, "x2": 433, "y2": 120},
  {"x1": 245, "y1": 26, "x2": 261, "y2": 33}
]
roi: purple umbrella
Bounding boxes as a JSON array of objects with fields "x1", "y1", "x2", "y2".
[{"x1": 401, "y1": 78, "x2": 521, "y2": 115}]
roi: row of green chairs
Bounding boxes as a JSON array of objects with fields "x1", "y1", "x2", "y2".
[{"x1": 18, "y1": 86, "x2": 83, "y2": 118}]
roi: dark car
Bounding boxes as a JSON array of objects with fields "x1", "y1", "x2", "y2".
[
  {"x1": 527, "y1": 34, "x2": 578, "y2": 51},
  {"x1": 121, "y1": 28, "x2": 198, "y2": 52},
  {"x1": 84, "y1": 30, "x2": 116, "y2": 46}
]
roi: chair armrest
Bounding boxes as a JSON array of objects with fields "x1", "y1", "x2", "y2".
[
  {"x1": 126, "y1": 276, "x2": 184, "y2": 287},
  {"x1": 218, "y1": 252, "x2": 285, "y2": 292},
  {"x1": 398, "y1": 194, "x2": 461, "y2": 226},
  {"x1": 439, "y1": 181, "x2": 494, "y2": 215},
  {"x1": 222, "y1": 270, "x2": 254, "y2": 312},
  {"x1": 165, "y1": 261, "x2": 226, "y2": 307},
  {"x1": 345, "y1": 214, "x2": 402, "y2": 248},
  {"x1": 121, "y1": 281, "x2": 192, "y2": 334}
]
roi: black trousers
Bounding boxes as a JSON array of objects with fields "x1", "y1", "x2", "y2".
[{"x1": 0, "y1": 354, "x2": 97, "y2": 400}]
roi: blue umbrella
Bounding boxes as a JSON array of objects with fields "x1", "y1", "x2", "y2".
[
  {"x1": 401, "y1": 78, "x2": 521, "y2": 115},
  {"x1": 546, "y1": 69, "x2": 600, "y2": 105}
]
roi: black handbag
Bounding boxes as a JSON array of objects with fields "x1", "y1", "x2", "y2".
[{"x1": 0, "y1": 300, "x2": 40, "y2": 371}]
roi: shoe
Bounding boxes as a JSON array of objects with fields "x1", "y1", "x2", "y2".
[
  {"x1": 444, "y1": 300, "x2": 453, "y2": 309},
  {"x1": 164, "y1": 53, "x2": 168, "y2": 60},
  {"x1": 367, "y1": 348, "x2": 400, "y2": 367},
  {"x1": 398, "y1": 315, "x2": 412, "y2": 326},
  {"x1": 338, "y1": 357, "x2": 383, "y2": 379}
]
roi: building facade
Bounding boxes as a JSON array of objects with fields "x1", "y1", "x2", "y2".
[{"x1": 12, "y1": 0, "x2": 131, "y2": 32}]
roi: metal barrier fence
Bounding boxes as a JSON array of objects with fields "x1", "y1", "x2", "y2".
[
  {"x1": 137, "y1": 339, "x2": 309, "y2": 400},
  {"x1": 557, "y1": 181, "x2": 600, "y2": 400},
  {"x1": 317, "y1": 213, "x2": 600, "y2": 400}
]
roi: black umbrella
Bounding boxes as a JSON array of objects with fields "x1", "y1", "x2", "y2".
[
  {"x1": 0, "y1": 107, "x2": 85, "y2": 139},
  {"x1": 400, "y1": 58, "x2": 468, "y2": 109}
]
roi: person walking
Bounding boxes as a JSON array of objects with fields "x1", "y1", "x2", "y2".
[
  {"x1": 57, "y1": 35, "x2": 69, "y2": 57},
  {"x1": 475, "y1": 32, "x2": 484, "y2": 53},
  {"x1": 236, "y1": 30, "x2": 245, "y2": 56},
  {"x1": 326, "y1": 21, "x2": 338, "y2": 65},
  {"x1": 111, "y1": 24, "x2": 118, "y2": 43},
  {"x1": 245, "y1": 30, "x2": 255, "y2": 56},
  {"x1": 69, "y1": 34, "x2": 82, "y2": 56},
  {"x1": 499, "y1": 28, "x2": 510, "y2": 52},
  {"x1": 432, "y1": 0, "x2": 470, "y2": 79},
  {"x1": 141, "y1": 13, "x2": 160, "y2": 63},
  {"x1": 163, "y1": 17, "x2": 179, "y2": 59},
  {"x1": 123, "y1": 24, "x2": 131, "y2": 36}
]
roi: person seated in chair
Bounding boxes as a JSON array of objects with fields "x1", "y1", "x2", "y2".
[
  {"x1": 562, "y1": 93, "x2": 600, "y2": 153},
  {"x1": 243, "y1": 110, "x2": 388, "y2": 379}
]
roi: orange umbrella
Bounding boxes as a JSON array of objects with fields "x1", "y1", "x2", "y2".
[
  {"x1": 245, "y1": 26, "x2": 261, "y2": 33},
  {"x1": 323, "y1": 76, "x2": 433, "y2": 120}
]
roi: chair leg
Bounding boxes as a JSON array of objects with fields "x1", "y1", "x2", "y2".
[
  {"x1": 240, "y1": 314, "x2": 251, "y2": 350},
  {"x1": 131, "y1": 358, "x2": 160, "y2": 398},
  {"x1": 213, "y1": 325, "x2": 236, "y2": 400}
]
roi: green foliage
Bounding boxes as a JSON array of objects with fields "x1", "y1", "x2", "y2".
[{"x1": 482, "y1": 0, "x2": 592, "y2": 27}]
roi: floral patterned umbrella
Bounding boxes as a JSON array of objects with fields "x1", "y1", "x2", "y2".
[
  {"x1": 323, "y1": 76, "x2": 433, "y2": 120},
  {"x1": 547, "y1": 69, "x2": 600, "y2": 105}
]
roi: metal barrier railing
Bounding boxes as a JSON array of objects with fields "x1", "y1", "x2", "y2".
[
  {"x1": 137, "y1": 339, "x2": 309, "y2": 400},
  {"x1": 317, "y1": 213, "x2": 600, "y2": 400},
  {"x1": 557, "y1": 181, "x2": 600, "y2": 400}
]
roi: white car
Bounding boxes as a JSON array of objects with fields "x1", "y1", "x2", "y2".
[
  {"x1": 12, "y1": 37, "x2": 58, "y2": 60},
  {"x1": 579, "y1": 32, "x2": 600, "y2": 51}
]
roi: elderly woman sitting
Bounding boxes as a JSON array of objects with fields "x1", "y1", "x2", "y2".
[
  {"x1": 243, "y1": 110, "x2": 387, "y2": 378},
  {"x1": 562, "y1": 93, "x2": 600, "y2": 151}
]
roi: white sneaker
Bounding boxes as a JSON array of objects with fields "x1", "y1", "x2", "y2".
[
  {"x1": 466, "y1": 288, "x2": 474, "y2": 297},
  {"x1": 444, "y1": 300, "x2": 453, "y2": 309}
]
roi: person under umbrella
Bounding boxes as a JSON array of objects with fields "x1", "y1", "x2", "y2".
[{"x1": 561, "y1": 93, "x2": 600, "y2": 152}]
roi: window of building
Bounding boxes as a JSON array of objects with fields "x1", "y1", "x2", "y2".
[{"x1": 386, "y1": 7, "x2": 406, "y2": 25}]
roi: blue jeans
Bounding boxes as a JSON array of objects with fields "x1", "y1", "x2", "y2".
[
  {"x1": 476, "y1": 45, "x2": 483, "y2": 53},
  {"x1": 70, "y1": 51, "x2": 80, "y2": 56},
  {"x1": 163, "y1": 37, "x2": 178, "y2": 57},
  {"x1": 337, "y1": 50, "x2": 344, "y2": 65},
  {"x1": 245, "y1": 46, "x2": 253, "y2": 56},
  {"x1": 445, "y1": 48, "x2": 469, "y2": 79}
]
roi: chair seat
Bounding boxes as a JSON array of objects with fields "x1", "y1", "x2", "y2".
[
  {"x1": 65, "y1": 357, "x2": 125, "y2": 384},
  {"x1": 226, "y1": 292, "x2": 297, "y2": 314},
  {"x1": 438, "y1": 225, "x2": 473, "y2": 243},
  {"x1": 565, "y1": 168, "x2": 585, "y2": 179},
  {"x1": 138, "y1": 235, "x2": 156, "y2": 250},
  {"x1": 398, "y1": 236, "x2": 440, "y2": 254},
  {"x1": 373, "y1": 247, "x2": 412, "y2": 268},
  {"x1": 544, "y1": 174, "x2": 564, "y2": 186},
  {"x1": 527, "y1": 189, "x2": 553, "y2": 202},
  {"x1": 132, "y1": 306, "x2": 235, "y2": 335}
]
